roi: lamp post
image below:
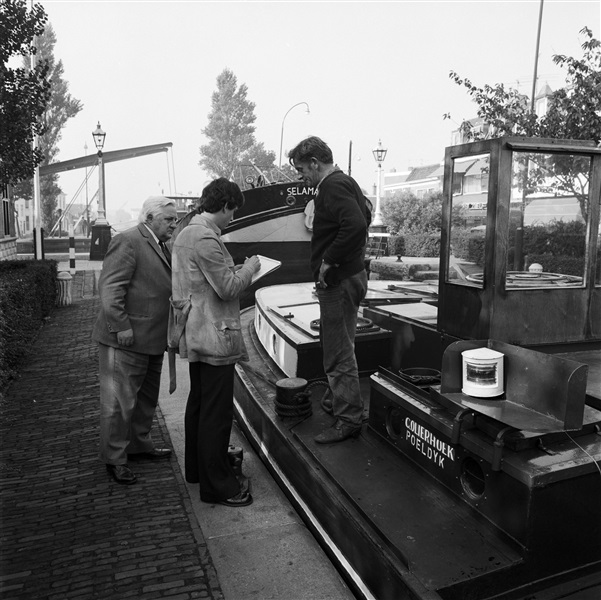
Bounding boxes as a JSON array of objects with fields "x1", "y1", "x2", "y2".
[
  {"x1": 371, "y1": 139, "x2": 388, "y2": 230},
  {"x1": 89, "y1": 122, "x2": 112, "y2": 260},
  {"x1": 92, "y1": 122, "x2": 106, "y2": 223},
  {"x1": 279, "y1": 102, "x2": 310, "y2": 169}
]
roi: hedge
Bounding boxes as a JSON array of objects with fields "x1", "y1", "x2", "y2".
[
  {"x1": 0, "y1": 260, "x2": 58, "y2": 393},
  {"x1": 404, "y1": 232, "x2": 441, "y2": 257},
  {"x1": 524, "y1": 254, "x2": 584, "y2": 277},
  {"x1": 369, "y1": 260, "x2": 410, "y2": 280}
]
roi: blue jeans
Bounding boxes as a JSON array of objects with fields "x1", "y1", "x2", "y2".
[
  {"x1": 316, "y1": 270, "x2": 368, "y2": 426},
  {"x1": 98, "y1": 343, "x2": 164, "y2": 465}
]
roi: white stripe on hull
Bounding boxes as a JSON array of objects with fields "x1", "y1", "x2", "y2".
[{"x1": 223, "y1": 213, "x2": 311, "y2": 243}]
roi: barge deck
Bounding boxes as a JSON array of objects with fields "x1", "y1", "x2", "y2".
[{"x1": 233, "y1": 299, "x2": 601, "y2": 600}]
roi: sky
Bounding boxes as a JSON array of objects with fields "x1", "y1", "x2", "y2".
[{"x1": 40, "y1": 0, "x2": 600, "y2": 222}]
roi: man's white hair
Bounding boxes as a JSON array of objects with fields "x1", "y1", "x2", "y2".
[{"x1": 138, "y1": 196, "x2": 176, "y2": 223}]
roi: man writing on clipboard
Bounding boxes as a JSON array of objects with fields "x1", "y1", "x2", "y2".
[
  {"x1": 288, "y1": 136, "x2": 371, "y2": 444},
  {"x1": 169, "y1": 178, "x2": 260, "y2": 507}
]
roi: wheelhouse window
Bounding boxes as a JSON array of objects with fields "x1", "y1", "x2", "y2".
[
  {"x1": 446, "y1": 153, "x2": 490, "y2": 288},
  {"x1": 507, "y1": 151, "x2": 590, "y2": 290}
]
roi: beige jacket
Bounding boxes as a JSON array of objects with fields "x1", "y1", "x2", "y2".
[{"x1": 169, "y1": 214, "x2": 254, "y2": 366}]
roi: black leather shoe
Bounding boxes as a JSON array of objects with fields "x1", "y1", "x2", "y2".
[
  {"x1": 200, "y1": 490, "x2": 253, "y2": 507},
  {"x1": 128, "y1": 447, "x2": 172, "y2": 460},
  {"x1": 106, "y1": 464, "x2": 137, "y2": 485}
]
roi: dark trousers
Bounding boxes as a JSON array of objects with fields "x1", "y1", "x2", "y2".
[{"x1": 185, "y1": 361, "x2": 239, "y2": 500}]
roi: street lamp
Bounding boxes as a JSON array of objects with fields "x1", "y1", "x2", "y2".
[
  {"x1": 279, "y1": 102, "x2": 310, "y2": 169},
  {"x1": 371, "y1": 139, "x2": 388, "y2": 229},
  {"x1": 92, "y1": 122, "x2": 106, "y2": 224},
  {"x1": 89, "y1": 122, "x2": 112, "y2": 260}
]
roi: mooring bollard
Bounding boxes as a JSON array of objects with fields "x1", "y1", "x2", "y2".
[{"x1": 56, "y1": 271, "x2": 73, "y2": 306}]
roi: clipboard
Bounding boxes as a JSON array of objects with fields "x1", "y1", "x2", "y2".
[{"x1": 251, "y1": 255, "x2": 282, "y2": 284}]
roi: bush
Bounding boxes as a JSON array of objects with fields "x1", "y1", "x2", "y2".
[
  {"x1": 388, "y1": 235, "x2": 405, "y2": 258},
  {"x1": 467, "y1": 235, "x2": 486, "y2": 266},
  {"x1": 523, "y1": 221, "x2": 586, "y2": 258},
  {"x1": 369, "y1": 260, "x2": 410, "y2": 280},
  {"x1": 0, "y1": 260, "x2": 57, "y2": 393},
  {"x1": 506, "y1": 220, "x2": 587, "y2": 274},
  {"x1": 404, "y1": 232, "x2": 441, "y2": 257},
  {"x1": 381, "y1": 191, "x2": 443, "y2": 235},
  {"x1": 450, "y1": 229, "x2": 486, "y2": 267}
]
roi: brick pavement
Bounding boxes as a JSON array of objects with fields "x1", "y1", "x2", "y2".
[{"x1": 0, "y1": 272, "x2": 224, "y2": 600}]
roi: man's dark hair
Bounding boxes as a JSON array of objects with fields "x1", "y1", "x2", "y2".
[
  {"x1": 288, "y1": 136, "x2": 334, "y2": 166},
  {"x1": 199, "y1": 178, "x2": 245, "y2": 213}
]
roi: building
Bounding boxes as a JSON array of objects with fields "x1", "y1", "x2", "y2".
[
  {"x1": 383, "y1": 164, "x2": 444, "y2": 199},
  {"x1": 383, "y1": 84, "x2": 555, "y2": 221},
  {"x1": 14, "y1": 195, "x2": 34, "y2": 238},
  {"x1": 0, "y1": 184, "x2": 17, "y2": 260}
]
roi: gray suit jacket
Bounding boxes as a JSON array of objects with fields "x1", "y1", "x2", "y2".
[{"x1": 92, "y1": 223, "x2": 171, "y2": 355}]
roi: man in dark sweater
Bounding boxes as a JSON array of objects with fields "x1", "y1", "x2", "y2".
[{"x1": 289, "y1": 137, "x2": 371, "y2": 444}]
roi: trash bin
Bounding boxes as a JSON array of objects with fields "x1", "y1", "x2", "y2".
[{"x1": 56, "y1": 271, "x2": 73, "y2": 306}]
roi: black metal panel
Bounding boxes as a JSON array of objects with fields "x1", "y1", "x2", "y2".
[{"x1": 368, "y1": 371, "x2": 601, "y2": 565}]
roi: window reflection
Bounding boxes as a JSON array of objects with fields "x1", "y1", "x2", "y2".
[
  {"x1": 507, "y1": 151, "x2": 590, "y2": 289},
  {"x1": 447, "y1": 154, "x2": 489, "y2": 287}
]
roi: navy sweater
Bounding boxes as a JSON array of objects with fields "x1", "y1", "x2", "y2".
[{"x1": 310, "y1": 170, "x2": 371, "y2": 284}]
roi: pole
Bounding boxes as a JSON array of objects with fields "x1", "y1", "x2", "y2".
[
  {"x1": 530, "y1": 0, "x2": 544, "y2": 113},
  {"x1": 348, "y1": 140, "x2": 353, "y2": 176},
  {"x1": 31, "y1": 0, "x2": 43, "y2": 259},
  {"x1": 32, "y1": 145, "x2": 43, "y2": 258},
  {"x1": 96, "y1": 152, "x2": 107, "y2": 224},
  {"x1": 372, "y1": 162, "x2": 383, "y2": 227},
  {"x1": 279, "y1": 124, "x2": 285, "y2": 170},
  {"x1": 278, "y1": 102, "x2": 310, "y2": 169},
  {"x1": 68, "y1": 223, "x2": 75, "y2": 275}
]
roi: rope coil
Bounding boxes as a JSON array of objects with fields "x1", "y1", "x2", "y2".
[
  {"x1": 274, "y1": 379, "x2": 331, "y2": 419},
  {"x1": 310, "y1": 317, "x2": 375, "y2": 332}
]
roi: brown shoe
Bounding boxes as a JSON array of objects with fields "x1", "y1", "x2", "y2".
[
  {"x1": 314, "y1": 422, "x2": 362, "y2": 444},
  {"x1": 106, "y1": 464, "x2": 137, "y2": 485}
]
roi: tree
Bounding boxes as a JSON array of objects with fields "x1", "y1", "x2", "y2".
[
  {"x1": 448, "y1": 28, "x2": 600, "y2": 144},
  {"x1": 381, "y1": 191, "x2": 444, "y2": 235},
  {"x1": 199, "y1": 69, "x2": 276, "y2": 189},
  {"x1": 448, "y1": 27, "x2": 601, "y2": 220},
  {"x1": 538, "y1": 29, "x2": 601, "y2": 143},
  {"x1": 13, "y1": 23, "x2": 83, "y2": 229},
  {"x1": 0, "y1": 0, "x2": 51, "y2": 188}
]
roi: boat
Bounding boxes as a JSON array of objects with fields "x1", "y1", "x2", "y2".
[
  {"x1": 223, "y1": 177, "x2": 316, "y2": 307},
  {"x1": 232, "y1": 137, "x2": 601, "y2": 599}
]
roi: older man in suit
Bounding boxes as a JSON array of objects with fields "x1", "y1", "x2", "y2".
[{"x1": 92, "y1": 196, "x2": 178, "y2": 484}]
